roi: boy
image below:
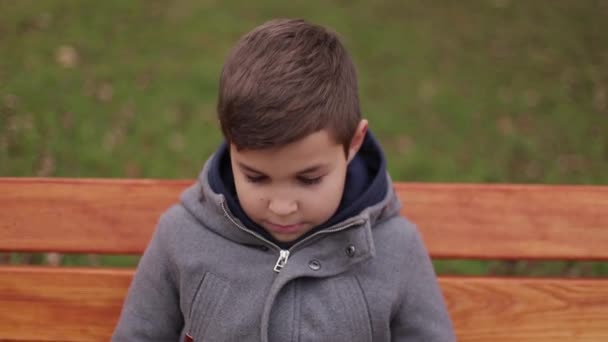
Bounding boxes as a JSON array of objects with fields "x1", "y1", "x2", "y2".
[{"x1": 113, "y1": 19, "x2": 455, "y2": 341}]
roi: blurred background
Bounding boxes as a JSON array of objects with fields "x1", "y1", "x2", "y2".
[{"x1": 1, "y1": 0, "x2": 607, "y2": 275}]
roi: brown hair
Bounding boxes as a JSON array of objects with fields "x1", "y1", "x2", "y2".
[{"x1": 217, "y1": 18, "x2": 361, "y2": 154}]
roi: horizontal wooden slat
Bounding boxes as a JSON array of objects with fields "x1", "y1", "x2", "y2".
[
  {"x1": 0, "y1": 266, "x2": 132, "y2": 342},
  {"x1": 396, "y1": 183, "x2": 608, "y2": 260},
  {"x1": 442, "y1": 276, "x2": 608, "y2": 341},
  {"x1": 1, "y1": 178, "x2": 608, "y2": 259},
  {"x1": 1, "y1": 266, "x2": 606, "y2": 341},
  {"x1": 0, "y1": 178, "x2": 188, "y2": 254}
]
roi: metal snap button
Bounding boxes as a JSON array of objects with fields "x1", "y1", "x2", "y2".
[
  {"x1": 345, "y1": 245, "x2": 356, "y2": 257},
  {"x1": 308, "y1": 259, "x2": 321, "y2": 271}
]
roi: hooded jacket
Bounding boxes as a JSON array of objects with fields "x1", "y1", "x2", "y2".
[{"x1": 112, "y1": 133, "x2": 455, "y2": 341}]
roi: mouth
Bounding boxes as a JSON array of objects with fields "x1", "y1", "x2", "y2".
[{"x1": 266, "y1": 222, "x2": 302, "y2": 233}]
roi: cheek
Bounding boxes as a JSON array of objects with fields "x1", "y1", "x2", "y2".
[
  {"x1": 233, "y1": 177, "x2": 266, "y2": 217},
  {"x1": 302, "y1": 173, "x2": 346, "y2": 221}
]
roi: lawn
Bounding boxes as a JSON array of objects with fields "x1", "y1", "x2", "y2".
[{"x1": 1, "y1": 0, "x2": 607, "y2": 275}]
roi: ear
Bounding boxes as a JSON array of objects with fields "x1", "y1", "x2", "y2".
[{"x1": 347, "y1": 119, "x2": 368, "y2": 163}]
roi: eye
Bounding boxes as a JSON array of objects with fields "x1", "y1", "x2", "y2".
[
  {"x1": 298, "y1": 176, "x2": 322, "y2": 186},
  {"x1": 245, "y1": 175, "x2": 268, "y2": 183}
]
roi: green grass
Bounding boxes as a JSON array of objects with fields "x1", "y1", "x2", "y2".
[{"x1": 1, "y1": 0, "x2": 607, "y2": 275}]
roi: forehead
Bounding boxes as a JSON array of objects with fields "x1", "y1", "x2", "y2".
[{"x1": 230, "y1": 130, "x2": 343, "y2": 172}]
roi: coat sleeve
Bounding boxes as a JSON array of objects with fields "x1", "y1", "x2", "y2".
[
  {"x1": 390, "y1": 227, "x2": 456, "y2": 341},
  {"x1": 112, "y1": 216, "x2": 183, "y2": 341}
]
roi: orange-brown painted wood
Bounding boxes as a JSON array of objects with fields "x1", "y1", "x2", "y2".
[
  {"x1": 395, "y1": 182, "x2": 608, "y2": 260},
  {"x1": 1, "y1": 267, "x2": 607, "y2": 341},
  {"x1": 1, "y1": 178, "x2": 608, "y2": 260},
  {"x1": 441, "y1": 276, "x2": 608, "y2": 341},
  {"x1": 0, "y1": 266, "x2": 132, "y2": 341},
  {"x1": 0, "y1": 178, "x2": 189, "y2": 254}
]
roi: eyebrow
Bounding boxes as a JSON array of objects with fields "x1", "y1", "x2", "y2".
[{"x1": 237, "y1": 162, "x2": 326, "y2": 175}]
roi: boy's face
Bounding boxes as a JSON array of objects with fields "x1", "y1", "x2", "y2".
[{"x1": 230, "y1": 121, "x2": 367, "y2": 244}]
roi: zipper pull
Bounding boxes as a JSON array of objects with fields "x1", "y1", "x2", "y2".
[{"x1": 273, "y1": 250, "x2": 290, "y2": 273}]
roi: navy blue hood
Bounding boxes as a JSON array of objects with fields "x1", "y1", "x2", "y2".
[{"x1": 208, "y1": 131, "x2": 388, "y2": 249}]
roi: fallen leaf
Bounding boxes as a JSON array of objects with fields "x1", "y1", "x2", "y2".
[
  {"x1": 55, "y1": 45, "x2": 79, "y2": 68},
  {"x1": 97, "y1": 82, "x2": 114, "y2": 102}
]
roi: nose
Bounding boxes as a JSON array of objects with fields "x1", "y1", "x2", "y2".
[{"x1": 268, "y1": 197, "x2": 298, "y2": 217}]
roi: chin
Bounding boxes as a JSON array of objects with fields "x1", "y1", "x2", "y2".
[{"x1": 272, "y1": 233, "x2": 301, "y2": 243}]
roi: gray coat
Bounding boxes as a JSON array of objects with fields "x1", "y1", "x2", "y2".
[{"x1": 112, "y1": 159, "x2": 455, "y2": 341}]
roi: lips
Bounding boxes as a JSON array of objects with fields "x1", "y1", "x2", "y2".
[{"x1": 266, "y1": 222, "x2": 302, "y2": 233}]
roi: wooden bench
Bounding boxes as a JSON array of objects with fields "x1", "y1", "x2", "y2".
[{"x1": 1, "y1": 177, "x2": 607, "y2": 341}]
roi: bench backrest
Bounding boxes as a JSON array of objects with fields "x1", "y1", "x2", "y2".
[{"x1": 1, "y1": 178, "x2": 607, "y2": 341}]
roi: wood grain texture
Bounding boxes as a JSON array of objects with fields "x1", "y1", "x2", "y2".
[
  {"x1": 0, "y1": 178, "x2": 189, "y2": 254},
  {"x1": 1, "y1": 178, "x2": 607, "y2": 259},
  {"x1": 440, "y1": 276, "x2": 608, "y2": 342},
  {"x1": 395, "y1": 183, "x2": 608, "y2": 260},
  {"x1": 0, "y1": 266, "x2": 132, "y2": 342},
  {"x1": 1, "y1": 267, "x2": 606, "y2": 341}
]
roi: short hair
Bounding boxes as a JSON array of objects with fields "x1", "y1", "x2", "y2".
[{"x1": 217, "y1": 18, "x2": 361, "y2": 154}]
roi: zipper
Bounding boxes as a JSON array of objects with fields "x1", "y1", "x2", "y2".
[
  {"x1": 220, "y1": 200, "x2": 282, "y2": 252},
  {"x1": 273, "y1": 250, "x2": 290, "y2": 272},
  {"x1": 220, "y1": 199, "x2": 366, "y2": 273},
  {"x1": 287, "y1": 218, "x2": 366, "y2": 254}
]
